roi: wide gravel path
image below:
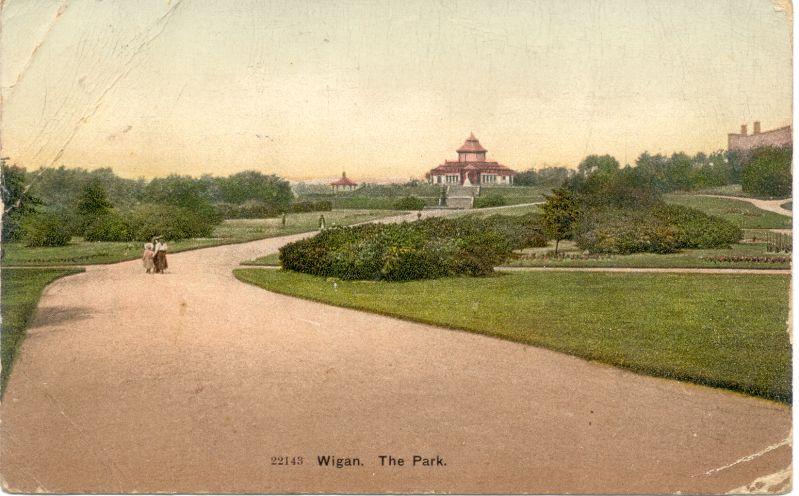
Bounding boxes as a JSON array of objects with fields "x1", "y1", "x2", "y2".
[{"x1": 1, "y1": 213, "x2": 791, "y2": 493}]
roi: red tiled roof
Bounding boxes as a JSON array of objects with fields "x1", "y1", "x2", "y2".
[
  {"x1": 331, "y1": 172, "x2": 358, "y2": 186},
  {"x1": 429, "y1": 161, "x2": 515, "y2": 175},
  {"x1": 457, "y1": 133, "x2": 487, "y2": 153}
]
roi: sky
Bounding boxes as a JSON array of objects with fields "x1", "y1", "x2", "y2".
[{"x1": 1, "y1": 0, "x2": 792, "y2": 181}]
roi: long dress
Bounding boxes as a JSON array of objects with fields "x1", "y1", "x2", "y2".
[
  {"x1": 154, "y1": 247, "x2": 168, "y2": 273},
  {"x1": 142, "y1": 249, "x2": 155, "y2": 272}
]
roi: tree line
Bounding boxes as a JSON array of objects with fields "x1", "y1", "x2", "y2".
[
  {"x1": 1, "y1": 163, "x2": 297, "y2": 247},
  {"x1": 516, "y1": 145, "x2": 791, "y2": 198}
]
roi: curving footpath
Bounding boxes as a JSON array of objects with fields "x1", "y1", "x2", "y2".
[
  {"x1": 0, "y1": 212, "x2": 792, "y2": 494},
  {"x1": 700, "y1": 194, "x2": 793, "y2": 218}
]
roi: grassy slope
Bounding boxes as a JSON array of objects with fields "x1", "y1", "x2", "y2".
[
  {"x1": 664, "y1": 194, "x2": 792, "y2": 229},
  {"x1": 2, "y1": 209, "x2": 401, "y2": 266},
  {"x1": 234, "y1": 269, "x2": 791, "y2": 402},
  {"x1": 1, "y1": 268, "x2": 84, "y2": 393}
]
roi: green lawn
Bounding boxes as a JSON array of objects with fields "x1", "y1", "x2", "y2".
[
  {"x1": 1, "y1": 268, "x2": 84, "y2": 394},
  {"x1": 234, "y1": 269, "x2": 791, "y2": 402},
  {"x1": 664, "y1": 194, "x2": 792, "y2": 229},
  {"x1": 507, "y1": 240, "x2": 790, "y2": 270},
  {"x1": 2, "y1": 209, "x2": 401, "y2": 266},
  {"x1": 477, "y1": 185, "x2": 550, "y2": 206}
]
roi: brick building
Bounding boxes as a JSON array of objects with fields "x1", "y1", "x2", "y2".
[
  {"x1": 728, "y1": 121, "x2": 792, "y2": 153},
  {"x1": 426, "y1": 134, "x2": 516, "y2": 186}
]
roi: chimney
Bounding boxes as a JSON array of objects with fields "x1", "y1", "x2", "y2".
[
  {"x1": 754, "y1": 121, "x2": 761, "y2": 134},
  {"x1": 740, "y1": 124, "x2": 748, "y2": 136}
]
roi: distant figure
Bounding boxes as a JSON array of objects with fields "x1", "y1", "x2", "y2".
[
  {"x1": 281, "y1": 212, "x2": 287, "y2": 228},
  {"x1": 319, "y1": 214, "x2": 326, "y2": 230},
  {"x1": 417, "y1": 211, "x2": 422, "y2": 220},
  {"x1": 142, "y1": 243, "x2": 155, "y2": 274},
  {"x1": 153, "y1": 239, "x2": 169, "y2": 274}
]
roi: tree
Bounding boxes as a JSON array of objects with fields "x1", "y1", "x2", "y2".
[
  {"x1": 541, "y1": 187, "x2": 580, "y2": 254},
  {"x1": 513, "y1": 169, "x2": 538, "y2": 186},
  {"x1": 577, "y1": 155, "x2": 619, "y2": 176},
  {"x1": 742, "y1": 146, "x2": 792, "y2": 198},
  {"x1": 219, "y1": 170, "x2": 293, "y2": 208},
  {"x1": 76, "y1": 180, "x2": 113, "y2": 218},
  {"x1": 1, "y1": 160, "x2": 42, "y2": 243}
]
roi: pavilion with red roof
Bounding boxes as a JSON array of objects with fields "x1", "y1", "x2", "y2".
[
  {"x1": 426, "y1": 133, "x2": 516, "y2": 186},
  {"x1": 330, "y1": 171, "x2": 359, "y2": 192}
]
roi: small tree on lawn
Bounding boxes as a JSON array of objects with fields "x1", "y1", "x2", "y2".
[
  {"x1": 541, "y1": 187, "x2": 579, "y2": 254},
  {"x1": 76, "y1": 180, "x2": 113, "y2": 218}
]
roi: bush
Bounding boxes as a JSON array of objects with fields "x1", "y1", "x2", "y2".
[
  {"x1": 575, "y1": 204, "x2": 741, "y2": 254},
  {"x1": 129, "y1": 203, "x2": 220, "y2": 240},
  {"x1": 575, "y1": 209, "x2": 681, "y2": 254},
  {"x1": 482, "y1": 213, "x2": 548, "y2": 250},
  {"x1": 279, "y1": 217, "x2": 516, "y2": 281},
  {"x1": 393, "y1": 196, "x2": 426, "y2": 210},
  {"x1": 742, "y1": 146, "x2": 792, "y2": 197},
  {"x1": 20, "y1": 213, "x2": 72, "y2": 247},
  {"x1": 473, "y1": 194, "x2": 507, "y2": 208},
  {"x1": 651, "y1": 204, "x2": 741, "y2": 249},
  {"x1": 289, "y1": 200, "x2": 332, "y2": 213},
  {"x1": 83, "y1": 211, "x2": 134, "y2": 242}
]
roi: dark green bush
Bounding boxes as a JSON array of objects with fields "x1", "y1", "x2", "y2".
[
  {"x1": 742, "y1": 146, "x2": 792, "y2": 198},
  {"x1": 289, "y1": 200, "x2": 332, "y2": 213},
  {"x1": 20, "y1": 212, "x2": 72, "y2": 247},
  {"x1": 393, "y1": 196, "x2": 426, "y2": 210},
  {"x1": 651, "y1": 204, "x2": 741, "y2": 248},
  {"x1": 129, "y1": 203, "x2": 220, "y2": 240},
  {"x1": 482, "y1": 213, "x2": 548, "y2": 250},
  {"x1": 83, "y1": 211, "x2": 134, "y2": 242},
  {"x1": 279, "y1": 216, "x2": 516, "y2": 281},
  {"x1": 575, "y1": 203, "x2": 741, "y2": 254},
  {"x1": 575, "y1": 209, "x2": 681, "y2": 254},
  {"x1": 473, "y1": 194, "x2": 507, "y2": 208}
]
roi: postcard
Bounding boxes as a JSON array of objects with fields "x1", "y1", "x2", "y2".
[{"x1": 0, "y1": 0, "x2": 793, "y2": 494}]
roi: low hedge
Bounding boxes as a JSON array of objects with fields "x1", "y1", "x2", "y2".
[
  {"x1": 473, "y1": 194, "x2": 507, "y2": 208},
  {"x1": 393, "y1": 196, "x2": 426, "y2": 210},
  {"x1": 575, "y1": 203, "x2": 741, "y2": 254},
  {"x1": 279, "y1": 215, "x2": 544, "y2": 281}
]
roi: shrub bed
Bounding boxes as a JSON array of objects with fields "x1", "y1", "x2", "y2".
[
  {"x1": 393, "y1": 196, "x2": 426, "y2": 210},
  {"x1": 289, "y1": 200, "x2": 332, "y2": 213},
  {"x1": 83, "y1": 210, "x2": 134, "y2": 242},
  {"x1": 474, "y1": 194, "x2": 507, "y2": 208},
  {"x1": 704, "y1": 255, "x2": 790, "y2": 264},
  {"x1": 279, "y1": 215, "x2": 545, "y2": 281},
  {"x1": 20, "y1": 213, "x2": 72, "y2": 247},
  {"x1": 575, "y1": 204, "x2": 741, "y2": 254},
  {"x1": 482, "y1": 213, "x2": 548, "y2": 250}
]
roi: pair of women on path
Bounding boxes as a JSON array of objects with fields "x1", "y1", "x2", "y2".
[{"x1": 142, "y1": 238, "x2": 168, "y2": 274}]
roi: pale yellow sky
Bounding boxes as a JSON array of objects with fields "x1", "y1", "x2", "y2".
[{"x1": 1, "y1": 0, "x2": 792, "y2": 181}]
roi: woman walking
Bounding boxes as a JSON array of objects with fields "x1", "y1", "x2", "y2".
[{"x1": 153, "y1": 238, "x2": 169, "y2": 274}]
